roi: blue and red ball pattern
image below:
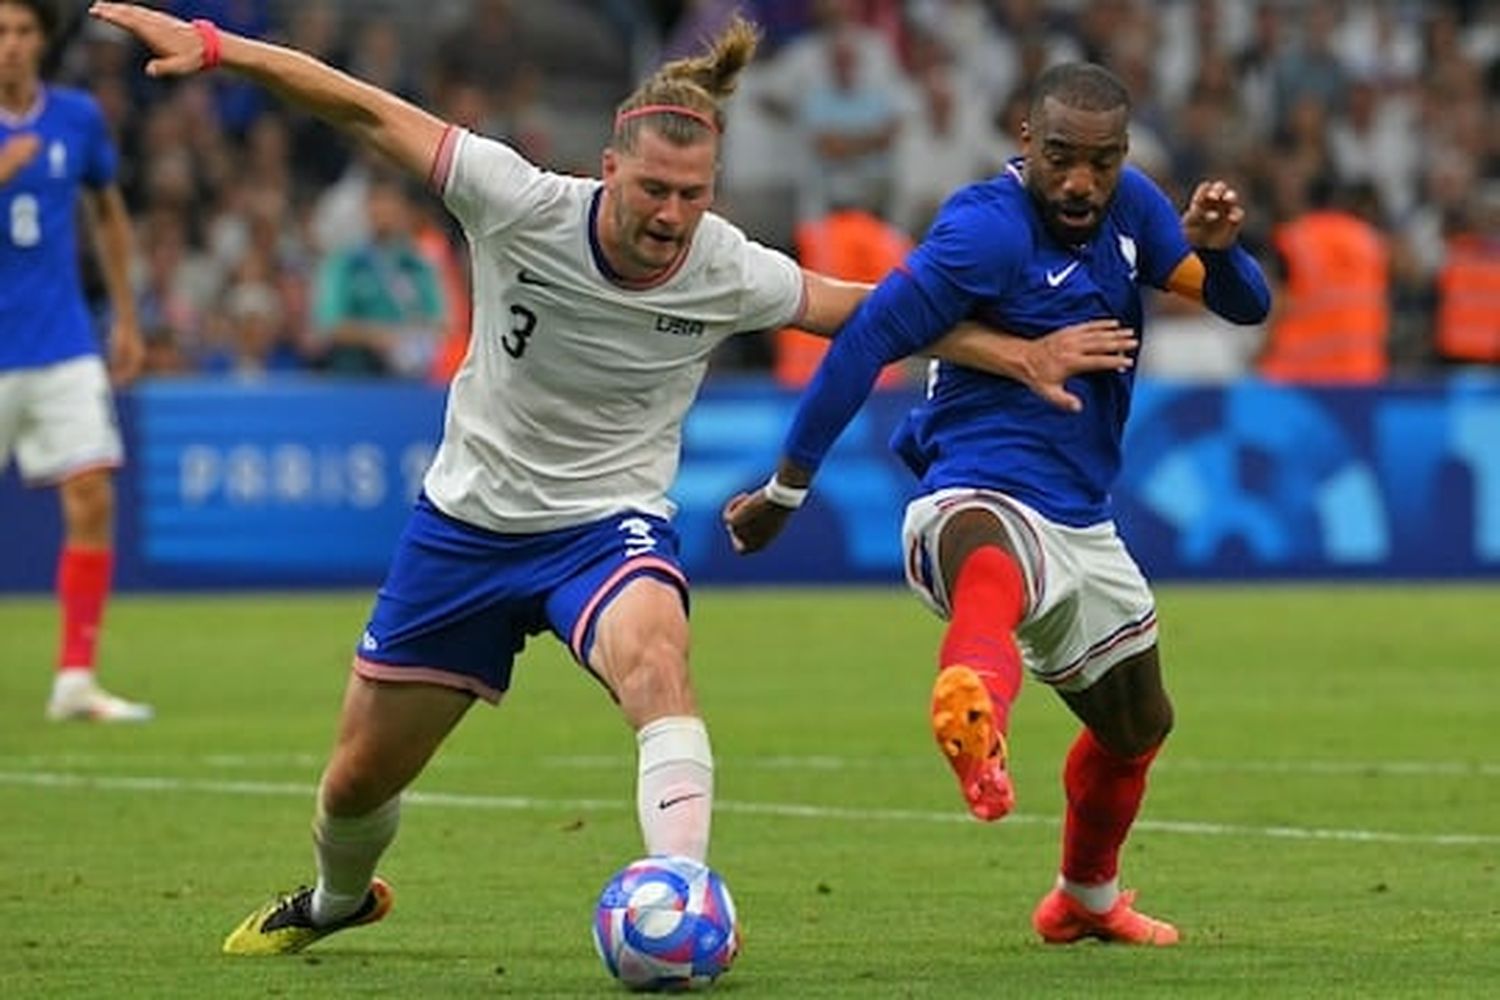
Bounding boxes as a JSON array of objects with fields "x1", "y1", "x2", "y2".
[{"x1": 593, "y1": 855, "x2": 739, "y2": 991}]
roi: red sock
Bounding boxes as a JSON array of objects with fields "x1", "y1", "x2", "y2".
[
  {"x1": 1060, "y1": 728, "x2": 1161, "y2": 885},
  {"x1": 939, "y1": 546, "x2": 1025, "y2": 732},
  {"x1": 56, "y1": 546, "x2": 113, "y2": 671}
]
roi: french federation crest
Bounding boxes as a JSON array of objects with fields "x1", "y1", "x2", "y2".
[{"x1": 1118, "y1": 234, "x2": 1138, "y2": 280}]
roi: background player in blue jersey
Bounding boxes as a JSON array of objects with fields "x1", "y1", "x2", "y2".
[
  {"x1": 726, "y1": 62, "x2": 1270, "y2": 946},
  {"x1": 0, "y1": 0, "x2": 148, "y2": 722}
]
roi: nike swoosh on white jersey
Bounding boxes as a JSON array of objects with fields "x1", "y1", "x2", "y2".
[{"x1": 1045, "y1": 261, "x2": 1081, "y2": 287}]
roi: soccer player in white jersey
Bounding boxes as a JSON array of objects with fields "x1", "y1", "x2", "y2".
[
  {"x1": 0, "y1": 0, "x2": 149, "y2": 722},
  {"x1": 94, "y1": 1, "x2": 1141, "y2": 955}
]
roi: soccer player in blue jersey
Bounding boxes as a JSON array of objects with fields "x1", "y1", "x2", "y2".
[
  {"x1": 726, "y1": 62, "x2": 1271, "y2": 946},
  {"x1": 0, "y1": 0, "x2": 149, "y2": 722}
]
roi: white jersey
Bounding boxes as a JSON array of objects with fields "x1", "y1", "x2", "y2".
[{"x1": 425, "y1": 130, "x2": 806, "y2": 534}]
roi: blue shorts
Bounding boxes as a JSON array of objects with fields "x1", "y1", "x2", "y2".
[{"x1": 354, "y1": 496, "x2": 688, "y2": 703}]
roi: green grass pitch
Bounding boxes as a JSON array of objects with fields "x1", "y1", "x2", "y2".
[{"x1": 1, "y1": 586, "x2": 1498, "y2": 997}]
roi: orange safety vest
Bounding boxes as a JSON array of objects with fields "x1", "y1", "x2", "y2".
[
  {"x1": 776, "y1": 209, "x2": 912, "y2": 389},
  {"x1": 1262, "y1": 211, "x2": 1389, "y2": 384},
  {"x1": 1435, "y1": 234, "x2": 1500, "y2": 364},
  {"x1": 417, "y1": 224, "x2": 474, "y2": 385}
]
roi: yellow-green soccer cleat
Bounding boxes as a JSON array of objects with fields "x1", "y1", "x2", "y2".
[{"x1": 222, "y1": 878, "x2": 393, "y2": 955}]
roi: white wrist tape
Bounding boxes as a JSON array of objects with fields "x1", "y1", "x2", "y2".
[{"x1": 762, "y1": 475, "x2": 809, "y2": 509}]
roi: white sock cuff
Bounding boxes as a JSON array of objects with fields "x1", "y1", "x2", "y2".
[
  {"x1": 637, "y1": 716, "x2": 712, "y2": 770},
  {"x1": 1059, "y1": 875, "x2": 1121, "y2": 913},
  {"x1": 314, "y1": 795, "x2": 401, "y2": 844}
]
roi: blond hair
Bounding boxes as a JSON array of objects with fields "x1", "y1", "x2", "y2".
[{"x1": 612, "y1": 14, "x2": 760, "y2": 150}]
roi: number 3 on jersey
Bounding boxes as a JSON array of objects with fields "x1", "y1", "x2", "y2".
[
  {"x1": 9, "y1": 194, "x2": 41, "y2": 248},
  {"x1": 505, "y1": 304, "x2": 537, "y2": 359}
]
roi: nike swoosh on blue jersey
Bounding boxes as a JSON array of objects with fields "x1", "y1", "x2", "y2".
[{"x1": 1045, "y1": 261, "x2": 1080, "y2": 287}]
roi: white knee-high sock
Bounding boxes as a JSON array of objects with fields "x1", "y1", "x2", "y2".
[
  {"x1": 311, "y1": 795, "x2": 400, "y2": 925},
  {"x1": 636, "y1": 716, "x2": 714, "y2": 862}
]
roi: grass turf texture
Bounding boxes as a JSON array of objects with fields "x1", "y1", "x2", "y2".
[{"x1": 1, "y1": 587, "x2": 1497, "y2": 997}]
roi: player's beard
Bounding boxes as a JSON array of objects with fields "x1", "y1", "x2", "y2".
[
  {"x1": 623, "y1": 211, "x2": 684, "y2": 276},
  {"x1": 1041, "y1": 196, "x2": 1103, "y2": 246},
  {"x1": 606, "y1": 195, "x2": 682, "y2": 278},
  {"x1": 0, "y1": 61, "x2": 34, "y2": 92},
  {"x1": 636, "y1": 225, "x2": 683, "y2": 269}
]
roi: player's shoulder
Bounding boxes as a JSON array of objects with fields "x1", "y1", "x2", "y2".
[
  {"x1": 677, "y1": 210, "x2": 796, "y2": 299},
  {"x1": 37, "y1": 86, "x2": 107, "y2": 137},
  {"x1": 917, "y1": 167, "x2": 1033, "y2": 270},
  {"x1": 1112, "y1": 165, "x2": 1175, "y2": 215},
  {"x1": 692, "y1": 210, "x2": 744, "y2": 248},
  {"x1": 938, "y1": 167, "x2": 1030, "y2": 227},
  {"x1": 689, "y1": 209, "x2": 769, "y2": 267},
  {"x1": 449, "y1": 128, "x2": 593, "y2": 221},
  {"x1": 42, "y1": 85, "x2": 104, "y2": 119}
]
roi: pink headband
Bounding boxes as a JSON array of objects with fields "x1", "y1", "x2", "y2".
[{"x1": 614, "y1": 104, "x2": 720, "y2": 134}]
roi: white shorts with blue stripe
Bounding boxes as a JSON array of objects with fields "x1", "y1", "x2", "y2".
[
  {"x1": 901, "y1": 488, "x2": 1158, "y2": 692},
  {"x1": 0, "y1": 356, "x2": 122, "y2": 485}
]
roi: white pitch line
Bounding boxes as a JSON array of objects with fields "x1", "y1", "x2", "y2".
[
  {"x1": 1, "y1": 770, "x2": 1496, "y2": 848},
  {"x1": 1160, "y1": 759, "x2": 1500, "y2": 778},
  {"x1": 3, "y1": 752, "x2": 1500, "y2": 779},
  {"x1": 0, "y1": 752, "x2": 327, "y2": 770},
  {"x1": 540, "y1": 755, "x2": 1500, "y2": 778}
]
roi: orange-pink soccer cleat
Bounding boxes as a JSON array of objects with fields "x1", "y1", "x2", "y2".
[
  {"x1": 1032, "y1": 888, "x2": 1180, "y2": 946},
  {"x1": 930, "y1": 666, "x2": 1014, "y2": 821}
]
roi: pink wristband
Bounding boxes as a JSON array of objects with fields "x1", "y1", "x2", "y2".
[{"x1": 191, "y1": 19, "x2": 222, "y2": 70}]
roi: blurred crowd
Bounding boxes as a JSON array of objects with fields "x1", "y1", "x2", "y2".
[{"x1": 51, "y1": 0, "x2": 1500, "y2": 384}]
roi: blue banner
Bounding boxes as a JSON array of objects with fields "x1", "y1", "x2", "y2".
[
  {"x1": 1115, "y1": 376, "x2": 1500, "y2": 579},
  {"x1": 1, "y1": 375, "x2": 1497, "y2": 591},
  {"x1": 131, "y1": 378, "x2": 441, "y2": 584}
]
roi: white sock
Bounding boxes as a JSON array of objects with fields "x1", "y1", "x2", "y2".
[
  {"x1": 310, "y1": 795, "x2": 400, "y2": 925},
  {"x1": 636, "y1": 715, "x2": 713, "y2": 862},
  {"x1": 51, "y1": 668, "x2": 95, "y2": 696},
  {"x1": 1060, "y1": 875, "x2": 1121, "y2": 913}
]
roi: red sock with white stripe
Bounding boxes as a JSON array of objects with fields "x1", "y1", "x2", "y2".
[
  {"x1": 1059, "y1": 728, "x2": 1161, "y2": 911},
  {"x1": 56, "y1": 545, "x2": 113, "y2": 671},
  {"x1": 939, "y1": 546, "x2": 1025, "y2": 729}
]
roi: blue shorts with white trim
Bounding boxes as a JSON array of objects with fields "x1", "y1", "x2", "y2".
[{"x1": 355, "y1": 496, "x2": 687, "y2": 702}]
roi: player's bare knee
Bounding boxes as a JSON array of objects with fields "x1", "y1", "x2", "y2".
[
  {"x1": 320, "y1": 770, "x2": 398, "y2": 817},
  {"x1": 1137, "y1": 702, "x2": 1174, "y2": 755},
  {"x1": 1115, "y1": 702, "x2": 1174, "y2": 758},
  {"x1": 319, "y1": 748, "x2": 406, "y2": 816},
  {"x1": 617, "y1": 662, "x2": 695, "y2": 716},
  {"x1": 60, "y1": 472, "x2": 114, "y2": 539},
  {"x1": 611, "y1": 638, "x2": 695, "y2": 721},
  {"x1": 318, "y1": 768, "x2": 367, "y2": 817}
]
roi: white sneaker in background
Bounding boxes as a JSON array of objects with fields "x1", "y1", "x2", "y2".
[{"x1": 45, "y1": 668, "x2": 154, "y2": 723}]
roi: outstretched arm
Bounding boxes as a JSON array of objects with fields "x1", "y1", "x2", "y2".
[
  {"x1": 719, "y1": 314, "x2": 1133, "y2": 554},
  {"x1": 932, "y1": 318, "x2": 1135, "y2": 413},
  {"x1": 799, "y1": 270, "x2": 1136, "y2": 412},
  {"x1": 91, "y1": 3, "x2": 448, "y2": 181}
]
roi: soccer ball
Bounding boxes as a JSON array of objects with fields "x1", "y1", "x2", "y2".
[{"x1": 592, "y1": 855, "x2": 740, "y2": 991}]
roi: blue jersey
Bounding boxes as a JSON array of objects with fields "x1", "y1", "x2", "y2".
[
  {"x1": 0, "y1": 87, "x2": 119, "y2": 372},
  {"x1": 785, "y1": 162, "x2": 1194, "y2": 527}
]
